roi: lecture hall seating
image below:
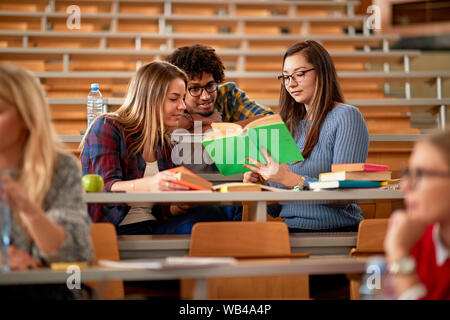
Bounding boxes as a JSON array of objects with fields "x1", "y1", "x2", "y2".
[{"x1": 0, "y1": 0, "x2": 448, "y2": 216}]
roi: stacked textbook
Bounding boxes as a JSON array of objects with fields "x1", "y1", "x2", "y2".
[{"x1": 309, "y1": 163, "x2": 391, "y2": 190}]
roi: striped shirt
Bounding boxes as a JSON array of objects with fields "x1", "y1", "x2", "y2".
[
  {"x1": 268, "y1": 104, "x2": 370, "y2": 230},
  {"x1": 216, "y1": 82, "x2": 274, "y2": 121}
]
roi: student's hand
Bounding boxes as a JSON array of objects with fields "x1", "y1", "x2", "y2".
[
  {"x1": 243, "y1": 148, "x2": 303, "y2": 188},
  {"x1": 8, "y1": 246, "x2": 42, "y2": 270},
  {"x1": 384, "y1": 210, "x2": 427, "y2": 261},
  {"x1": 178, "y1": 113, "x2": 194, "y2": 130},
  {"x1": 170, "y1": 203, "x2": 191, "y2": 216},
  {"x1": 0, "y1": 175, "x2": 41, "y2": 220},
  {"x1": 243, "y1": 171, "x2": 263, "y2": 184},
  {"x1": 191, "y1": 109, "x2": 223, "y2": 125},
  {"x1": 138, "y1": 171, "x2": 190, "y2": 192}
]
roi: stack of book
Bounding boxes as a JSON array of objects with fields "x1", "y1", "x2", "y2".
[{"x1": 309, "y1": 163, "x2": 391, "y2": 190}]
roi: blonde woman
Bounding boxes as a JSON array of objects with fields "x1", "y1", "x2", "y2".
[
  {"x1": 0, "y1": 63, "x2": 93, "y2": 299},
  {"x1": 81, "y1": 61, "x2": 230, "y2": 235}
]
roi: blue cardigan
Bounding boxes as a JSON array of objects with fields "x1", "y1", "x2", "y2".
[{"x1": 268, "y1": 104, "x2": 370, "y2": 230}]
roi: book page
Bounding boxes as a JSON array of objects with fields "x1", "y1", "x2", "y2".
[
  {"x1": 243, "y1": 114, "x2": 282, "y2": 131},
  {"x1": 211, "y1": 122, "x2": 243, "y2": 137}
]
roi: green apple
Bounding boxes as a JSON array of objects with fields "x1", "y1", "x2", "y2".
[{"x1": 81, "y1": 174, "x2": 104, "y2": 193}]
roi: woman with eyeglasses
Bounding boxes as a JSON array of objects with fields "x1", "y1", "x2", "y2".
[
  {"x1": 384, "y1": 130, "x2": 450, "y2": 300},
  {"x1": 243, "y1": 40, "x2": 369, "y2": 233}
]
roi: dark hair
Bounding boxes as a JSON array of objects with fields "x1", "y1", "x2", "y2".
[
  {"x1": 279, "y1": 40, "x2": 345, "y2": 159},
  {"x1": 165, "y1": 44, "x2": 225, "y2": 83}
]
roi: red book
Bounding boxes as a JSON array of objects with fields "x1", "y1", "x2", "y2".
[
  {"x1": 331, "y1": 163, "x2": 389, "y2": 173},
  {"x1": 166, "y1": 167, "x2": 212, "y2": 191}
]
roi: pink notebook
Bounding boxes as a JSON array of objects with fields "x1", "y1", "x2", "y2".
[{"x1": 331, "y1": 163, "x2": 389, "y2": 172}]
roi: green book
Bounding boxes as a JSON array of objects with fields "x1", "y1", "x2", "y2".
[{"x1": 202, "y1": 114, "x2": 304, "y2": 176}]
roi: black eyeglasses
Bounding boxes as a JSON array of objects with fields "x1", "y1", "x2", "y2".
[
  {"x1": 188, "y1": 82, "x2": 217, "y2": 97},
  {"x1": 400, "y1": 167, "x2": 450, "y2": 188},
  {"x1": 277, "y1": 68, "x2": 315, "y2": 85}
]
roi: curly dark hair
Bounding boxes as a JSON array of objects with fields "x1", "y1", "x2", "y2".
[{"x1": 165, "y1": 44, "x2": 225, "y2": 83}]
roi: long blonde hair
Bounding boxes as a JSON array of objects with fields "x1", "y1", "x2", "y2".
[
  {"x1": 81, "y1": 61, "x2": 188, "y2": 157},
  {"x1": 0, "y1": 63, "x2": 63, "y2": 207}
]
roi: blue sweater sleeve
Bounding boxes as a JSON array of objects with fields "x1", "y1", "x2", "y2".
[{"x1": 332, "y1": 106, "x2": 369, "y2": 165}]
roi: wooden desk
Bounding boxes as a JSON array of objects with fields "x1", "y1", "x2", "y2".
[
  {"x1": 118, "y1": 232, "x2": 358, "y2": 259},
  {"x1": 84, "y1": 189, "x2": 404, "y2": 222},
  {"x1": 0, "y1": 256, "x2": 367, "y2": 299}
]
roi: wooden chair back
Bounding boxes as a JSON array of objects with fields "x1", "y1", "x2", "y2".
[
  {"x1": 181, "y1": 221, "x2": 310, "y2": 299},
  {"x1": 351, "y1": 219, "x2": 389, "y2": 255},
  {"x1": 348, "y1": 219, "x2": 389, "y2": 300},
  {"x1": 86, "y1": 223, "x2": 124, "y2": 300}
]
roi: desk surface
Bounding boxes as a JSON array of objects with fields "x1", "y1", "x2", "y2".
[
  {"x1": 84, "y1": 189, "x2": 403, "y2": 204},
  {"x1": 118, "y1": 233, "x2": 358, "y2": 259},
  {"x1": 0, "y1": 256, "x2": 367, "y2": 286}
]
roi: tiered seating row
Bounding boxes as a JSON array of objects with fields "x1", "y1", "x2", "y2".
[
  {"x1": 0, "y1": 31, "x2": 400, "y2": 52},
  {"x1": 30, "y1": 70, "x2": 447, "y2": 101},
  {"x1": 0, "y1": 10, "x2": 366, "y2": 34},
  {"x1": 1, "y1": 0, "x2": 358, "y2": 18},
  {"x1": 48, "y1": 97, "x2": 450, "y2": 109},
  {"x1": 0, "y1": 47, "x2": 421, "y2": 71}
]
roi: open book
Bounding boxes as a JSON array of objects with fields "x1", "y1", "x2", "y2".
[{"x1": 202, "y1": 114, "x2": 303, "y2": 176}]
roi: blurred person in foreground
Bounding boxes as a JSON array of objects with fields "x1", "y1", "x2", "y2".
[{"x1": 384, "y1": 130, "x2": 450, "y2": 300}]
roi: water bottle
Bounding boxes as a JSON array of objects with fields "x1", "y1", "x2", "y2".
[
  {"x1": 359, "y1": 256, "x2": 393, "y2": 300},
  {"x1": 0, "y1": 188, "x2": 11, "y2": 273},
  {"x1": 87, "y1": 83, "x2": 103, "y2": 128}
]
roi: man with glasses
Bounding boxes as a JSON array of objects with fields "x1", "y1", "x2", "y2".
[{"x1": 166, "y1": 44, "x2": 274, "y2": 132}]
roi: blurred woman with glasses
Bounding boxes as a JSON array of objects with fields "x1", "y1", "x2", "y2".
[
  {"x1": 384, "y1": 130, "x2": 450, "y2": 299},
  {"x1": 244, "y1": 40, "x2": 369, "y2": 233}
]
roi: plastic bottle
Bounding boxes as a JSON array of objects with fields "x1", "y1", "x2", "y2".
[
  {"x1": 87, "y1": 83, "x2": 103, "y2": 128},
  {"x1": 0, "y1": 191, "x2": 11, "y2": 273},
  {"x1": 359, "y1": 256, "x2": 393, "y2": 300}
]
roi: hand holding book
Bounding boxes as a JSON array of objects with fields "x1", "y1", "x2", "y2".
[
  {"x1": 202, "y1": 114, "x2": 304, "y2": 176},
  {"x1": 113, "y1": 170, "x2": 190, "y2": 192},
  {"x1": 243, "y1": 147, "x2": 304, "y2": 189}
]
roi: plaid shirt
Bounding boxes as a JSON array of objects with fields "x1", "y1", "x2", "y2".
[
  {"x1": 216, "y1": 82, "x2": 274, "y2": 121},
  {"x1": 81, "y1": 116, "x2": 173, "y2": 226}
]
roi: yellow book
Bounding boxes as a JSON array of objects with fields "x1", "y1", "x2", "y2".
[
  {"x1": 212, "y1": 182, "x2": 262, "y2": 192},
  {"x1": 212, "y1": 182, "x2": 292, "y2": 192},
  {"x1": 50, "y1": 262, "x2": 89, "y2": 270},
  {"x1": 380, "y1": 179, "x2": 401, "y2": 186}
]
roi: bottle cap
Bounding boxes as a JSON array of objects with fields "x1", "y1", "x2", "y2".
[{"x1": 91, "y1": 83, "x2": 99, "y2": 90}]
